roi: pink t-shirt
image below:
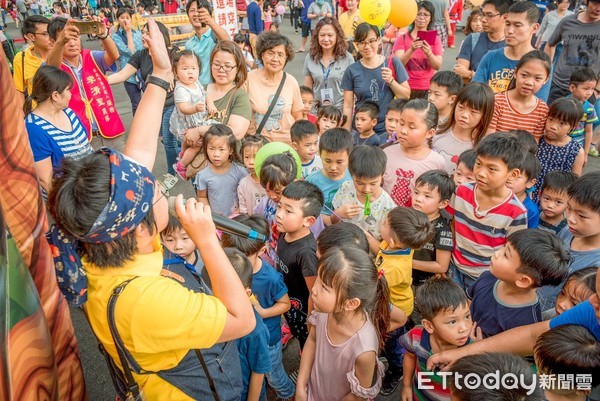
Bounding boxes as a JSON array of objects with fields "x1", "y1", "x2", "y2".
[
  {"x1": 383, "y1": 144, "x2": 447, "y2": 206},
  {"x1": 237, "y1": 174, "x2": 265, "y2": 215},
  {"x1": 392, "y1": 32, "x2": 443, "y2": 91},
  {"x1": 432, "y1": 129, "x2": 474, "y2": 174}
]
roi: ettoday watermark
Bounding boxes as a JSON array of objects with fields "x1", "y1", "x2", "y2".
[{"x1": 417, "y1": 372, "x2": 593, "y2": 395}]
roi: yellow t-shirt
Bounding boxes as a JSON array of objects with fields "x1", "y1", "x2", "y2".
[
  {"x1": 13, "y1": 46, "x2": 44, "y2": 95},
  {"x1": 338, "y1": 10, "x2": 363, "y2": 40},
  {"x1": 375, "y1": 240, "x2": 414, "y2": 316},
  {"x1": 85, "y1": 237, "x2": 227, "y2": 400}
]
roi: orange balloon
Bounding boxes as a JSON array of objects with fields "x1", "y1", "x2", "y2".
[
  {"x1": 470, "y1": 0, "x2": 484, "y2": 6},
  {"x1": 388, "y1": 0, "x2": 418, "y2": 28}
]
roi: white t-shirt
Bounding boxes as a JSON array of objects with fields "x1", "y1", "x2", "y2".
[{"x1": 432, "y1": 129, "x2": 473, "y2": 175}]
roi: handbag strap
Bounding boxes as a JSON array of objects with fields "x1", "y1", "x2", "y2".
[
  {"x1": 221, "y1": 87, "x2": 238, "y2": 126},
  {"x1": 194, "y1": 349, "x2": 221, "y2": 401},
  {"x1": 256, "y1": 72, "x2": 287, "y2": 135},
  {"x1": 22, "y1": 50, "x2": 27, "y2": 98}
]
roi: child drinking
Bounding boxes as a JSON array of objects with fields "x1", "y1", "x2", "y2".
[
  {"x1": 316, "y1": 105, "x2": 344, "y2": 137},
  {"x1": 194, "y1": 124, "x2": 248, "y2": 216},
  {"x1": 433, "y1": 83, "x2": 495, "y2": 174},
  {"x1": 382, "y1": 99, "x2": 446, "y2": 207},
  {"x1": 487, "y1": 50, "x2": 551, "y2": 140},
  {"x1": 238, "y1": 135, "x2": 269, "y2": 214},
  {"x1": 170, "y1": 50, "x2": 217, "y2": 179},
  {"x1": 295, "y1": 246, "x2": 389, "y2": 401}
]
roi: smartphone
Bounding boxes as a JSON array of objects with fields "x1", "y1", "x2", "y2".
[{"x1": 71, "y1": 21, "x2": 100, "y2": 35}]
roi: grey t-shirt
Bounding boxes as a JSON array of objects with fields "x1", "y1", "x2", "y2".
[
  {"x1": 303, "y1": 52, "x2": 354, "y2": 111},
  {"x1": 548, "y1": 13, "x2": 600, "y2": 91},
  {"x1": 457, "y1": 32, "x2": 506, "y2": 71},
  {"x1": 429, "y1": 0, "x2": 448, "y2": 26},
  {"x1": 193, "y1": 162, "x2": 249, "y2": 216},
  {"x1": 307, "y1": 2, "x2": 332, "y2": 29}
]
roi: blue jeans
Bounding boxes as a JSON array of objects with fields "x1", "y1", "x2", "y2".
[
  {"x1": 161, "y1": 105, "x2": 178, "y2": 176},
  {"x1": 448, "y1": 263, "x2": 477, "y2": 292},
  {"x1": 1, "y1": 9, "x2": 7, "y2": 26},
  {"x1": 383, "y1": 322, "x2": 413, "y2": 370},
  {"x1": 266, "y1": 341, "x2": 295, "y2": 399},
  {"x1": 123, "y1": 81, "x2": 142, "y2": 116}
]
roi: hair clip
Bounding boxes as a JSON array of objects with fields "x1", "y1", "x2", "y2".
[{"x1": 377, "y1": 269, "x2": 385, "y2": 279}]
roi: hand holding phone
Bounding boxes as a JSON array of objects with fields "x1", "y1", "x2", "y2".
[{"x1": 71, "y1": 20, "x2": 100, "y2": 35}]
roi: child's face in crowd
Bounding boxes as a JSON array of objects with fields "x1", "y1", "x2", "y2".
[
  {"x1": 565, "y1": 199, "x2": 600, "y2": 239},
  {"x1": 311, "y1": 276, "x2": 338, "y2": 313},
  {"x1": 320, "y1": 150, "x2": 349, "y2": 180},
  {"x1": 544, "y1": 115, "x2": 573, "y2": 142},
  {"x1": 235, "y1": 41, "x2": 245, "y2": 51},
  {"x1": 506, "y1": 173, "x2": 535, "y2": 197},
  {"x1": 162, "y1": 227, "x2": 196, "y2": 261},
  {"x1": 397, "y1": 108, "x2": 435, "y2": 150},
  {"x1": 318, "y1": 116, "x2": 339, "y2": 134},
  {"x1": 428, "y1": 83, "x2": 455, "y2": 116},
  {"x1": 242, "y1": 145, "x2": 259, "y2": 175},
  {"x1": 570, "y1": 80, "x2": 596, "y2": 102},
  {"x1": 424, "y1": 304, "x2": 473, "y2": 347},
  {"x1": 474, "y1": 155, "x2": 518, "y2": 192},
  {"x1": 513, "y1": 60, "x2": 549, "y2": 98},
  {"x1": 539, "y1": 188, "x2": 568, "y2": 219},
  {"x1": 265, "y1": 184, "x2": 284, "y2": 203},
  {"x1": 555, "y1": 278, "x2": 595, "y2": 315},
  {"x1": 453, "y1": 102, "x2": 483, "y2": 133},
  {"x1": 470, "y1": 14, "x2": 483, "y2": 32},
  {"x1": 489, "y1": 242, "x2": 523, "y2": 283},
  {"x1": 353, "y1": 175, "x2": 383, "y2": 199},
  {"x1": 385, "y1": 109, "x2": 402, "y2": 136},
  {"x1": 206, "y1": 136, "x2": 232, "y2": 167},
  {"x1": 292, "y1": 134, "x2": 319, "y2": 163},
  {"x1": 276, "y1": 196, "x2": 312, "y2": 234},
  {"x1": 589, "y1": 272, "x2": 600, "y2": 325},
  {"x1": 453, "y1": 162, "x2": 476, "y2": 186},
  {"x1": 354, "y1": 111, "x2": 377, "y2": 135},
  {"x1": 412, "y1": 183, "x2": 447, "y2": 218},
  {"x1": 302, "y1": 93, "x2": 314, "y2": 116},
  {"x1": 176, "y1": 55, "x2": 200, "y2": 85}
]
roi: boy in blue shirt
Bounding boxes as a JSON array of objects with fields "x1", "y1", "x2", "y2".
[
  {"x1": 221, "y1": 214, "x2": 295, "y2": 400},
  {"x1": 568, "y1": 67, "x2": 598, "y2": 157},
  {"x1": 468, "y1": 229, "x2": 570, "y2": 338},
  {"x1": 507, "y1": 152, "x2": 541, "y2": 228},
  {"x1": 306, "y1": 127, "x2": 353, "y2": 225}
]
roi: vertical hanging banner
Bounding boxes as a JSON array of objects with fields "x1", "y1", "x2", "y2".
[{"x1": 213, "y1": 0, "x2": 238, "y2": 39}]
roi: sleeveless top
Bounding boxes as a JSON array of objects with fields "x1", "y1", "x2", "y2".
[{"x1": 533, "y1": 137, "x2": 581, "y2": 203}]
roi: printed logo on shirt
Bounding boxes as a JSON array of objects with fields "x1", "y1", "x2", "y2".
[
  {"x1": 564, "y1": 34, "x2": 600, "y2": 67},
  {"x1": 488, "y1": 68, "x2": 513, "y2": 93}
]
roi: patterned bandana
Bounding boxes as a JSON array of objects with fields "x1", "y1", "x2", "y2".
[{"x1": 48, "y1": 148, "x2": 156, "y2": 306}]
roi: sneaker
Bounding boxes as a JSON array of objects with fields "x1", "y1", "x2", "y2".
[
  {"x1": 288, "y1": 369, "x2": 298, "y2": 385},
  {"x1": 589, "y1": 144, "x2": 599, "y2": 157},
  {"x1": 162, "y1": 173, "x2": 179, "y2": 189},
  {"x1": 380, "y1": 367, "x2": 403, "y2": 396},
  {"x1": 281, "y1": 321, "x2": 293, "y2": 349},
  {"x1": 173, "y1": 162, "x2": 187, "y2": 180}
]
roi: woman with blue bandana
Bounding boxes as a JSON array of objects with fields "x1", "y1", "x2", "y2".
[{"x1": 47, "y1": 19, "x2": 256, "y2": 401}]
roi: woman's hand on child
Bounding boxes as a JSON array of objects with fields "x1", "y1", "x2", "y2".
[{"x1": 469, "y1": 322, "x2": 483, "y2": 342}]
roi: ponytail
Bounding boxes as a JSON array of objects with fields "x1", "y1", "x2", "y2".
[
  {"x1": 23, "y1": 95, "x2": 36, "y2": 115},
  {"x1": 373, "y1": 273, "x2": 391, "y2": 350},
  {"x1": 24, "y1": 65, "x2": 73, "y2": 116}
]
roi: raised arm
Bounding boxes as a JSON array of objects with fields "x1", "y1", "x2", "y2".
[
  {"x1": 107, "y1": 63, "x2": 137, "y2": 85},
  {"x1": 47, "y1": 23, "x2": 80, "y2": 67}
]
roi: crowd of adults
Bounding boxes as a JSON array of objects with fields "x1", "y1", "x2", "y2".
[{"x1": 3, "y1": 0, "x2": 600, "y2": 398}]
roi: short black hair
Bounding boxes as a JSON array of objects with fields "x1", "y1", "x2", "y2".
[
  {"x1": 457, "y1": 149, "x2": 477, "y2": 171},
  {"x1": 475, "y1": 132, "x2": 525, "y2": 171},
  {"x1": 509, "y1": 130, "x2": 538, "y2": 155},
  {"x1": 548, "y1": 98, "x2": 584, "y2": 131},
  {"x1": 355, "y1": 101, "x2": 379, "y2": 120},
  {"x1": 348, "y1": 145, "x2": 386, "y2": 178},
  {"x1": 221, "y1": 214, "x2": 270, "y2": 256},
  {"x1": 517, "y1": 152, "x2": 541, "y2": 181},
  {"x1": 48, "y1": 17, "x2": 68, "y2": 40},
  {"x1": 430, "y1": 70, "x2": 464, "y2": 96},
  {"x1": 233, "y1": 33, "x2": 246, "y2": 43},
  {"x1": 290, "y1": 119, "x2": 318, "y2": 143},
  {"x1": 481, "y1": 0, "x2": 514, "y2": 15},
  {"x1": 508, "y1": 229, "x2": 570, "y2": 288},
  {"x1": 161, "y1": 214, "x2": 184, "y2": 237},
  {"x1": 281, "y1": 181, "x2": 324, "y2": 218},
  {"x1": 22, "y1": 15, "x2": 50, "y2": 37},
  {"x1": 567, "y1": 171, "x2": 600, "y2": 214},
  {"x1": 319, "y1": 128, "x2": 354, "y2": 155},
  {"x1": 387, "y1": 98, "x2": 408, "y2": 113},
  {"x1": 535, "y1": 325, "x2": 600, "y2": 392},
  {"x1": 450, "y1": 353, "x2": 542, "y2": 401},
  {"x1": 317, "y1": 222, "x2": 370, "y2": 255},
  {"x1": 415, "y1": 170, "x2": 455, "y2": 201},
  {"x1": 387, "y1": 207, "x2": 435, "y2": 249},
  {"x1": 225, "y1": 247, "x2": 254, "y2": 288},
  {"x1": 300, "y1": 85, "x2": 314, "y2": 96},
  {"x1": 570, "y1": 67, "x2": 598, "y2": 86},
  {"x1": 546, "y1": 2, "x2": 558, "y2": 11},
  {"x1": 541, "y1": 170, "x2": 578, "y2": 196},
  {"x1": 416, "y1": 277, "x2": 469, "y2": 321},
  {"x1": 259, "y1": 152, "x2": 298, "y2": 189},
  {"x1": 507, "y1": 0, "x2": 540, "y2": 24}
]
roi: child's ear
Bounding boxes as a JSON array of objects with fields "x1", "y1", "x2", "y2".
[
  {"x1": 344, "y1": 297, "x2": 362, "y2": 312},
  {"x1": 304, "y1": 215, "x2": 316, "y2": 228},
  {"x1": 515, "y1": 274, "x2": 534, "y2": 289},
  {"x1": 426, "y1": 127, "x2": 436, "y2": 139},
  {"x1": 508, "y1": 168, "x2": 520, "y2": 182},
  {"x1": 291, "y1": 141, "x2": 299, "y2": 151},
  {"x1": 448, "y1": 94, "x2": 457, "y2": 106},
  {"x1": 526, "y1": 178, "x2": 536, "y2": 190},
  {"x1": 422, "y1": 319, "x2": 435, "y2": 334},
  {"x1": 438, "y1": 199, "x2": 450, "y2": 209}
]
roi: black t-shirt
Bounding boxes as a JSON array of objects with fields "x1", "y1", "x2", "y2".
[
  {"x1": 128, "y1": 49, "x2": 175, "y2": 107},
  {"x1": 412, "y1": 216, "x2": 453, "y2": 285},
  {"x1": 275, "y1": 232, "x2": 317, "y2": 343}
]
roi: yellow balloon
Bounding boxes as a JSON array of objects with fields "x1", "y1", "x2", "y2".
[
  {"x1": 359, "y1": 0, "x2": 391, "y2": 27},
  {"x1": 470, "y1": 0, "x2": 484, "y2": 6},
  {"x1": 388, "y1": 0, "x2": 418, "y2": 29}
]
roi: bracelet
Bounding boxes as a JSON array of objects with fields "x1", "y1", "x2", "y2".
[
  {"x1": 145, "y1": 75, "x2": 170, "y2": 91},
  {"x1": 98, "y1": 30, "x2": 109, "y2": 40}
]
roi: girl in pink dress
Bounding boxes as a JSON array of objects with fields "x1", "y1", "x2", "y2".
[{"x1": 295, "y1": 246, "x2": 389, "y2": 401}]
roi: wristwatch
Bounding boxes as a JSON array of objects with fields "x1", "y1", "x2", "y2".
[
  {"x1": 145, "y1": 75, "x2": 170, "y2": 91},
  {"x1": 98, "y1": 30, "x2": 109, "y2": 40}
]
